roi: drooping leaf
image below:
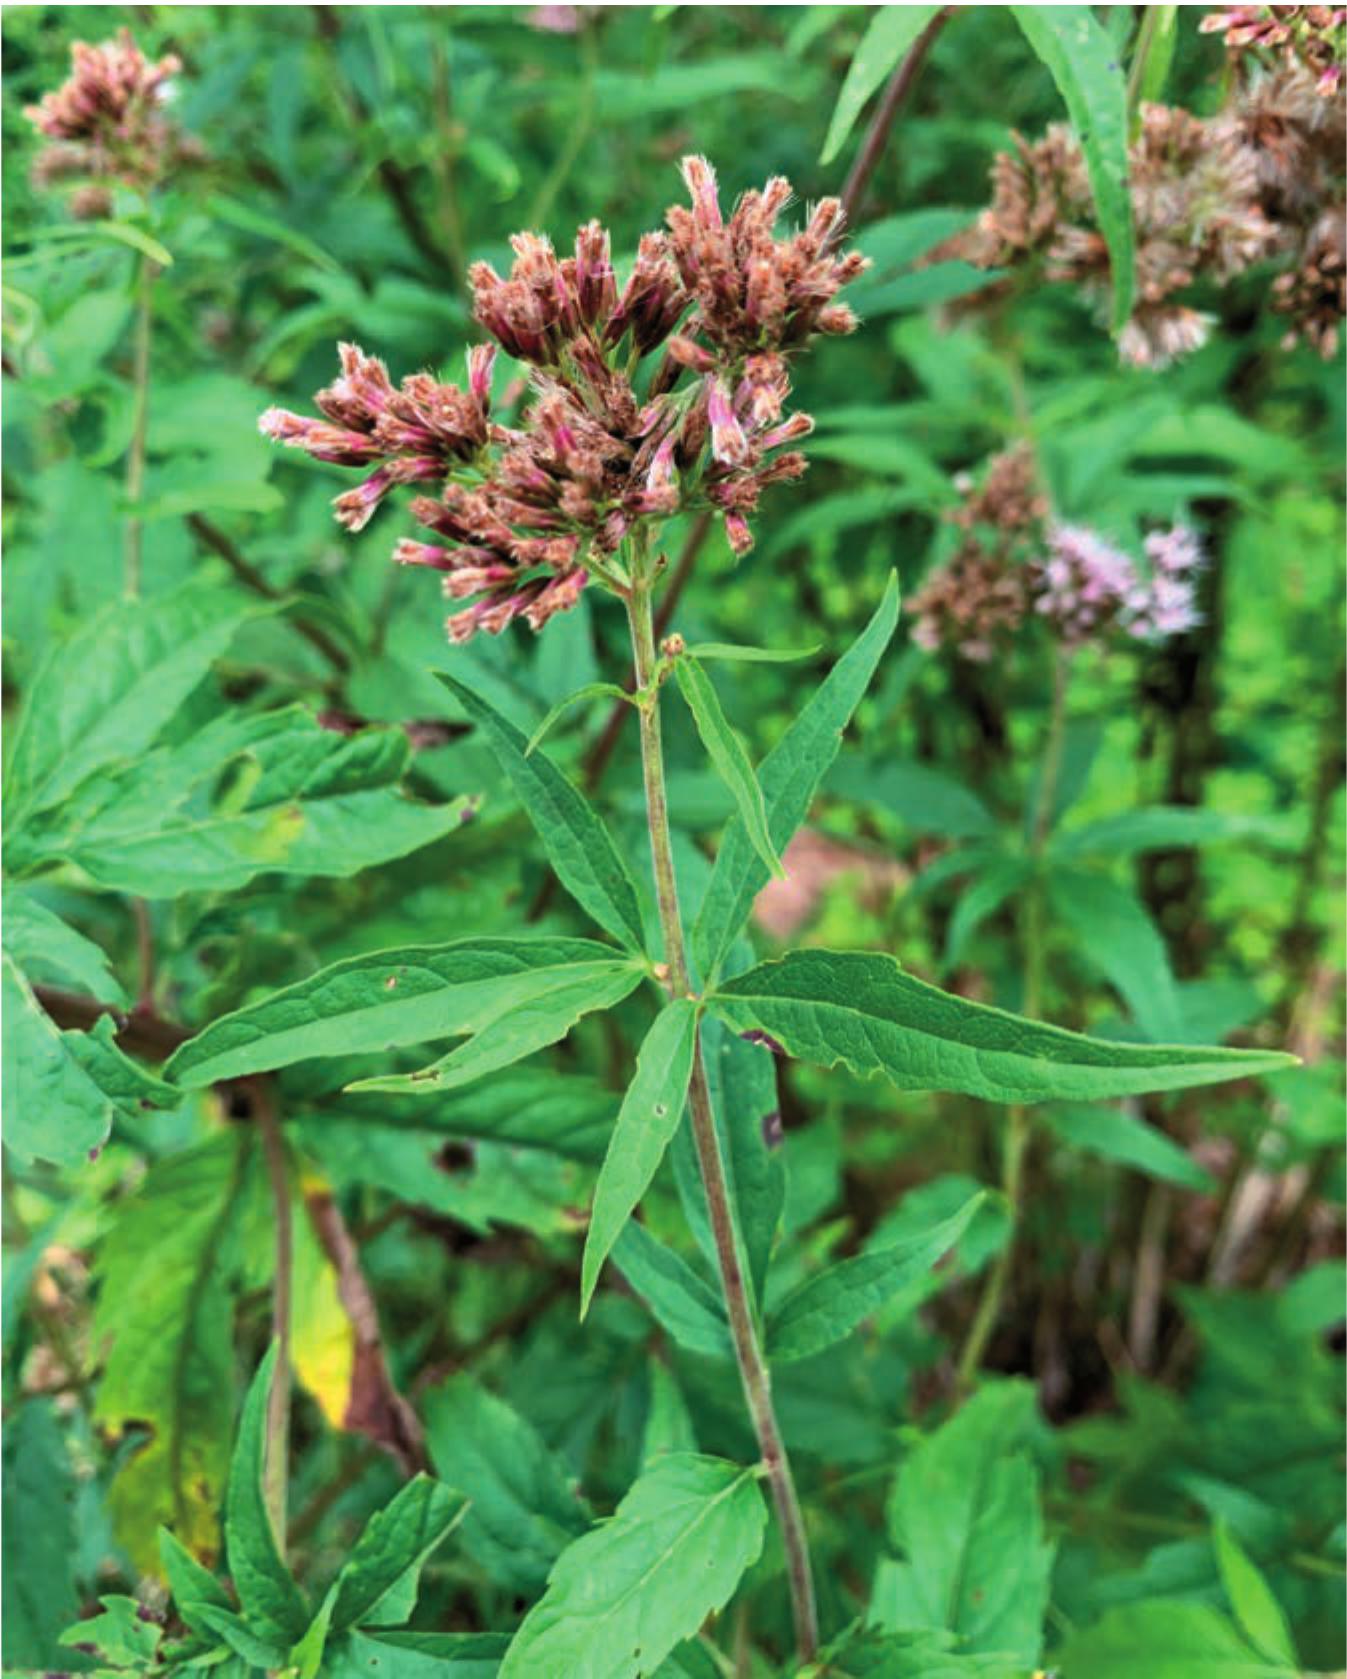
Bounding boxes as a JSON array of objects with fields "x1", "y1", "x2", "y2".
[
  {"x1": 1012, "y1": 6, "x2": 1135, "y2": 331},
  {"x1": 612, "y1": 1222, "x2": 734, "y2": 1360},
  {"x1": 1039, "y1": 1104, "x2": 1216, "y2": 1191},
  {"x1": 94, "y1": 1135, "x2": 250, "y2": 1572},
  {"x1": 1055, "y1": 1600, "x2": 1295, "y2": 1678},
  {"x1": 439, "y1": 671, "x2": 647, "y2": 951},
  {"x1": 768, "y1": 1196, "x2": 982, "y2": 1363},
  {"x1": 1050, "y1": 870, "x2": 1183, "y2": 1042},
  {"x1": 1, "y1": 884, "x2": 125, "y2": 1003},
  {"x1": 693, "y1": 574, "x2": 900, "y2": 981},
  {"x1": 820, "y1": 6, "x2": 942, "y2": 164},
  {"x1": 708, "y1": 950, "x2": 1294, "y2": 1104},
  {"x1": 290, "y1": 1198, "x2": 356, "y2": 1432},
  {"x1": 1213, "y1": 1522, "x2": 1299, "y2": 1669},
  {"x1": 12, "y1": 707, "x2": 476, "y2": 897},
  {"x1": 874, "y1": 1383, "x2": 1053, "y2": 1664},
  {"x1": 225, "y1": 1343, "x2": 310, "y2": 1645},
  {"x1": 167, "y1": 937, "x2": 632, "y2": 1088},
  {"x1": 3, "y1": 580, "x2": 262, "y2": 830},
  {"x1": 497, "y1": 1454, "x2": 767, "y2": 1679},
  {"x1": 581, "y1": 998, "x2": 699, "y2": 1315},
  {"x1": 330, "y1": 1476, "x2": 468, "y2": 1633},
  {"x1": 674, "y1": 656, "x2": 784, "y2": 880},
  {"x1": 347, "y1": 961, "x2": 643, "y2": 1095},
  {"x1": 424, "y1": 1375, "x2": 592, "y2": 1595}
]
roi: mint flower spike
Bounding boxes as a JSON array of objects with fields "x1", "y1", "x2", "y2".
[{"x1": 257, "y1": 157, "x2": 867, "y2": 641}]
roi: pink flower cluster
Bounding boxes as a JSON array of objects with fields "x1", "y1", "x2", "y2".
[
  {"x1": 24, "y1": 29, "x2": 197, "y2": 213},
  {"x1": 259, "y1": 158, "x2": 866, "y2": 642}
]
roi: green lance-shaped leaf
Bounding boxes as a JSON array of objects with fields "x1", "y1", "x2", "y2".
[
  {"x1": 347, "y1": 961, "x2": 643, "y2": 1095},
  {"x1": 166, "y1": 936, "x2": 631, "y2": 1087},
  {"x1": 1214, "y1": 1521, "x2": 1299, "y2": 1670},
  {"x1": 497, "y1": 1454, "x2": 767, "y2": 1679},
  {"x1": 708, "y1": 950, "x2": 1296, "y2": 1105},
  {"x1": 820, "y1": 6, "x2": 943, "y2": 165},
  {"x1": 424, "y1": 1374, "x2": 592, "y2": 1595},
  {"x1": 329, "y1": 1476, "x2": 468, "y2": 1634},
  {"x1": 1039, "y1": 1105, "x2": 1215, "y2": 1192},
  {"x1": 1053, "y1": 804, "x2": 1287, "y2": 861},
  {"x1": 694, "y1": 573, "x2": 900, "y2": 982},
  {"x1": 581, "y1": 998, "x2": 699, "y2": 1316},
  {"x1": 1050, "y1": 870, "x2": 1184, "y2": 1043},
  {"x1": 1012, "y1": 6, "x2": 1135, "y2": 332},
  {"x1": 674, "y1": 656, "x2": 784, "y2": 880},
  {"x1": 527, "y1": 681, "x2": 632, "y2": 756},
  {"x1": 767, "y1": 1195, "x2": 982, "y2": 1363},
  {"x1": 1056, "y1": 1599, "x2": 1296, "y2": 1679},
  {"x1": 875, "y1": 1382, "x2": 1053, "y2": 1664},
  {"x1": 225, "y1": 1343, "x2": 309, "y2": 1647},
  {"x1": 158, "y1": 1527, "x2": 231, "y2": 1639},
  {"x1": 683, "y1": 641, "x2": 820, "y2": 664},
  {"x1": 3, "y1": 580, "x2": 265, "y2": 831},
  {"x1": 439, "y1": 671, "x2": 646, "y2": 952},
  {"x1": 613, "y1": 1222, "x2": 734, "y2": 1361}
]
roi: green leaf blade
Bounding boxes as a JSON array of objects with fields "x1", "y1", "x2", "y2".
[
  {"x1": 693, "y1": 574, "x2": 900, "y2": 982},
  {"x1": 675, "y1": 657, "x2": 784, "y2": 880},
  {"x1": 497, "y1": 1454, "x2": 767, "y2": 1679},
  {"x1": 708, "y1": 950, "x2": 1296, "y2": 1105},
  {"x1": 581, "y1": 998, "x2": 699, "y2": 1316},
  {"x1": 768, "y1": 1194, "x2": 982, "y2": 1362},
  {"x1": 821, "y1": 7, "x2": 942, "y2": 165},
  {"x1": 330, "y1": 1476, "x2": 468, "y2": 1634},
  {"x1": 1012, "y1": 5, "x2": 1135, "y2": 331},
  {"x1": 439, "y1": 671, "x2": 646, "y2": 952},
  {"x1": 166, "y1": 936, "x2": 629, "y2": 1088},
  {"x1": 225, "y1": 1344, "x2": 309, "y2": 1646}
]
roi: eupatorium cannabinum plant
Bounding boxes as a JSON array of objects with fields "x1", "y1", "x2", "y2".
[{"x1": 133, "y1": 156, "x2": 1298, "y2": 1671}]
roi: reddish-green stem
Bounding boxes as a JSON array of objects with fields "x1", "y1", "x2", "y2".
[{"x1": 624, "y1": 556, "x2": 818, "y2": 1663}]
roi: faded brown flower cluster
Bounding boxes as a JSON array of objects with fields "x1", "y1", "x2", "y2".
[
  {"x1": 262, "y1": 158, "x2": 866, "y2": 642},
  {"x1": 1202, "y1": 5, "x2": 1347, "y2": 96},
  {"x1": 24, "y1": 29, "x2": 197, "y2": 218},
  {"x1": 910, "y1": 446, "x2": 1206, "y2": 659},
  {"x1": 939, "y1": 8, "x2": 1346, "y2": 364}
]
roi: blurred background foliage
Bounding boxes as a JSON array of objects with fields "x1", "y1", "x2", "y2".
[{"x1": 2, "y1": 6, "x2": 1343, "y2": 1675}]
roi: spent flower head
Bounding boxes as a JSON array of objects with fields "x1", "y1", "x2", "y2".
[
  {"x1": 259, "y1": 157, "x2": 865, "y2": 642},
  {"x1": 24, "y1": 28, "x2": 197, "y2": 211}
]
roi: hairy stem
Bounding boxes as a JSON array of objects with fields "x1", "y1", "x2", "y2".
[
  {"x1": 624, "y1": 568, "x2": 818, "y2": 1662},
  {"x1": 956, "y1": 648, "x2": 1071, "y2": 1394},
  {"x1": 124, "y1": 255, "x2": 156, "y2": 598},
  {"x1": 254, "y1": 1082, "x2": 293, "y2": 1555}
]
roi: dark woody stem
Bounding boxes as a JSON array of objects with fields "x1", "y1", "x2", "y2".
[{"x1": 624, "y1": 544, "x2": 819, "y2": 1663}]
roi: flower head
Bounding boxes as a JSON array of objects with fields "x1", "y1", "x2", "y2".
[
  {"x1": 260, "y1": 158, "x2": 865, "y2": 640},
  {"x1": 24, "y1": 29, "x2": 197, "y2": 205}
]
